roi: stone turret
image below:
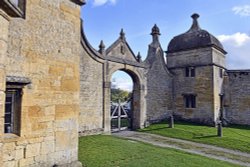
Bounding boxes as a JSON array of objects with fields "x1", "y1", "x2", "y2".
[
  {"x1": 166, "y1": 13, "x2": 226, "y2": 125},
  {"x1": 144, "y1": 24, "x2": 173, "y2": 123},
  {"x1": 167, "y1": 13, "x2": 226, "y2": 54}
]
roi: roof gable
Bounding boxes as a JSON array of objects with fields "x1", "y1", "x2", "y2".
[{"x1": 105, "y1": 29, "x2": 138, "y2": 62}]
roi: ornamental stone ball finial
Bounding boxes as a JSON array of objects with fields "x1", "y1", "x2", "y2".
[
  {"x1": 120, "y1": 28, "x2": 126, "y2": 40},
  {"x1": 190, "y1": 13, "x2": 201, "y2": 31},
  {"x1": 151, "y1": 24, "x2": 161, "y2": 36},
  {"x1": 191, "y1": 13, "x2": 200, "y2": 20},
  {"x1": 151, "y1": 24, "x2": 161, "y2": 43},
  {"x1": 98, "y1": 40, "x2": 105, "y2": 55},
  {"x1": 137, "y1": 52, "x2": 142, "y2": 62}
]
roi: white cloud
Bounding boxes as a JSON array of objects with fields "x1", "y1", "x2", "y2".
[
  {"x1": 217, "y1": 32, "x2": 250, "y2": 69},
  {"x1": 92, "y1": 0, "x2": 117, "y2": 6},
  {"x1": 232, "y1": 5, "x2": 250, "y2": 16},
  {"x1": 217, "y1": 32, "x2": 250, "y2": 47},
  {"x1": 112, "y1": 77, "x2": 133, "y2": 92}
]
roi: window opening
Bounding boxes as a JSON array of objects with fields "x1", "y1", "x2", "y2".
[
  {"x1": 184, "y1": 94, "x2": 196, "y2": 108},
  {"x1": 4, "y1": 88, "x2": 22, "y2": 135},
  {"x1": 185, "y1": 67, "x2": 195, "y2": 77}
]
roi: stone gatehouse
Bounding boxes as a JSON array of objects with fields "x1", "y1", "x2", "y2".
[{"x1": 0, "y1": 0, "x2": 250, "y2": 166}]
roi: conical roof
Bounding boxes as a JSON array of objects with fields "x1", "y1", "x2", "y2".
[{"x1": 167, "y1": 13, "x2": 226, "y2": 54}]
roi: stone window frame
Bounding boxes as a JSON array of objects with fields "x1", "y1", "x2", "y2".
[
  {"x1": 185, "y1": 67, "x2": 195, "y2": 77},
  {"x1": 183, "y1": 94, "x2": 197, "y2": 108},
  {"x1": 4, "y1": 76, "x2": 31, "y2": 136}
]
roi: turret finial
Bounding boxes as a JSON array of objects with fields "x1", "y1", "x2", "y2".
[
  {"x1": 120, "y1": 28, "x2": 125, "y2": 40},
  {"x1": 98, "y1": 40, "x2": 105, "y2": 55},
  {"x1": 189, "y1": 13, "x2": 201, "y2": 31},
  {"x1": 151, "y1": 24, "x2": 160, "y2": 43},
  {"x1": 191, "y1": 13, "x2": 199, "y2": 20},
  {"x1": 151, "y1": 24, "x2": 161, "y2": 36},
  {"x1": 137, "y1": 52, "x2": 142, "y2": 62}
]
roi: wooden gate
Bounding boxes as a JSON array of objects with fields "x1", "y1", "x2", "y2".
[{"x1": 111, "y1": 100, "x2": 131, "y2": 132}]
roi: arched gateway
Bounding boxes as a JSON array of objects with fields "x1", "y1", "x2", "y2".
[
  {"x1": 109, "y1": 69, "x2": 142, "y2": 131},
  {"x1": 79, "y1": 22, "x2": 173, "y2": 134}
]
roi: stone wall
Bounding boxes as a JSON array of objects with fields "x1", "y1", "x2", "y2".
[
  {"x1": 224, "y1": 71, "x2": 250, "y2": 125},
  {"x1": 213, "y1": 66, "x2": 222, "y2": 120},
  {"x1": 167, "y1": 48, "x2": 217, "y2": 125},
  {"x1": 0, "y1": 9, "x2": 9, "y2": 167},
  {"x1": 213, "y1": 66, "x2": 224, "y2": 122},
  {"x1": 145, "y1": 35, "x2": 173, "y2": 123},
  {"x1": 171, "y1": 66, "x2": 215, "y2": 124},
  {"x1": 167, "y1": 48, "x2": 212, "y2": 68},
  {"x1": 212, "y1": 48, "x2": 226, "y2": 122},
  {"x1": 79, "y1": 44, "x2": 104, "y2": 134},
  {"x1": 2, "y1": 0, "x2": 83, "y2": 166}
]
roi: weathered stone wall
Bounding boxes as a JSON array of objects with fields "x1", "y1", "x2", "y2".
[
  {"x1": 3, "y1": 0, "x2": 82, "y2": 166},
  {"x1": 168, "y1": 47, "x2": 226, "y2": 125},
  {"x1": 213, "y1": 66, "x2": 223, "y2": 121},
  {"x1": 168, "y1": 48, "x2": 216, "y2": 125},
  {"x1": 145, "y1": 64, "x2": 173, "y2": 122},
  {"x1": 171, "y1": 66, "x2": 215, "y2": 124},
  {"x1": 224, "y1": 71, "x2": 250, "y2": 125},
  {"x1": 167, "y1": 48, "x2": 212, "y2": 68},
  {"x1": 145, "y1": 40, "x2": 173, "y2": 123},
  {"x1": 0, "y1": 9, "x2": 10, "y2": 167},
  {"x1": 212, "y1": 48, "x2": 226, "y2": 122},
  {"x1": 212, "y1": 49, "x2": 226, "y2": 67},
  {"x1": 79, "y1": 44, "x2": 104, "y2": 134},
  {"x1": 106, "y1": 39, "x2": 137, "y2": 62}
]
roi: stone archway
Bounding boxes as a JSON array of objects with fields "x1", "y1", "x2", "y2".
[
  {"x1": 80, "y1": 24, "x2": 173, "y2": 135},
  {"x1": 103, "y1": 64, "x2": 145, "y2": 132},
  {"x1": 109, "y1": 69, "x2": 142, "y2": 131}
]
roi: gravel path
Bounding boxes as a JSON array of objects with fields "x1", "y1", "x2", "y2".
[{"x1": 113, "y1": 131, "x2": 250, "y2": 167}]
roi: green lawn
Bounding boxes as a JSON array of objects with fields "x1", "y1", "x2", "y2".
[
  {"x1": 139, "y1": 121, "x2": 250, "y2": 153},
  {"x1": 79, "y1": 135, "x2": 239, "y2": 167}
]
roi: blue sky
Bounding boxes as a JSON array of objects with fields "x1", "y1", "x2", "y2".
[{"x1": 81, "y1": 0, "x2": 250, "y2": 91}]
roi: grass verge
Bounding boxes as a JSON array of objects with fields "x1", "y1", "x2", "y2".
[
  {"x1": 79, "y1": 135, "x2": 240, "y2": 167},
  {"x1": 139, "y1": 121, "x2": 250, "y2": 153}
]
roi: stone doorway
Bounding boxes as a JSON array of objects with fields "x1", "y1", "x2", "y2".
[{"x1": 108, "y1": 69, "x2": 142, "y2": 132}]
